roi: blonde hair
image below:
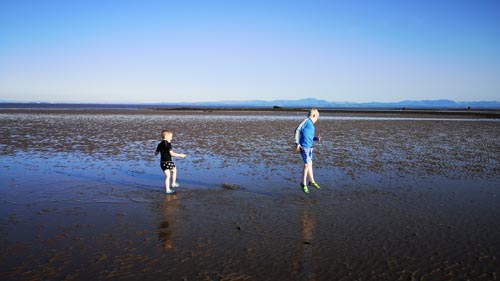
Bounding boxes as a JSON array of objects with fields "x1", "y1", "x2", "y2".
[
  {"x1": 308, "y1": 108, "x2": 319, "y2": 118},
  {"x1": 161, "y1": 130, "x2": 173, "y2": 138}
]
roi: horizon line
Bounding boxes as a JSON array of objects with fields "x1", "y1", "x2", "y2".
[{"x1": 1, "y1": 98, "x2": 500, "y2": 104}]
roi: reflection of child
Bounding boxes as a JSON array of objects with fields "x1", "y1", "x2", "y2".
[
  {"x1": 158, "y1": 195, "x2": 178, "y2": 250},
  {"x1": 155, "y1": 130, "x2": 186, "y2": 194}
]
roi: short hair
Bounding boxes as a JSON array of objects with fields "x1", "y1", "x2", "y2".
[
  {"x1": 308, "y1": 108, "x2": 319, "y2": 117},
  {"x1": 161, "y1": 130, "x2": 173, "y2": 138}
]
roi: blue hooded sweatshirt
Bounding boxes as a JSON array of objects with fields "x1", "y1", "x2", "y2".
[{"x1": 294, "y1": 118, "x2": 318, "y2": 148}]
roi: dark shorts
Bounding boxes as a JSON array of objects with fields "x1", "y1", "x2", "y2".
[{"x1": 160, "y1": 161, "x2": 176, "y2": 171}]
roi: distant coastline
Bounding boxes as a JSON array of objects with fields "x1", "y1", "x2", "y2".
[
  {"x1": 1, "y1": 102, "x2": 500, "y2": 118},
  {"x1": 2, "y1": 98, "x2": 500, "y2": 110}
]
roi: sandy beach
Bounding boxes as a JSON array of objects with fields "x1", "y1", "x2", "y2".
[{"x1": 1, "y1": 109, "x2": 499, "y2": 280}]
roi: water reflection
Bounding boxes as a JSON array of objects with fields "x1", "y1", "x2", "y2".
[
  {"x1": 300, "y1": 204, "x2": 316, "y2": 280},
  {"x1": 157, "y1": 194, "x2": 179, "y2": 250}
]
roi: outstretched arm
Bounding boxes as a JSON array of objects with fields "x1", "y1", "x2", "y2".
[{"x1": 170, "y1": 150, "x2": 187, "y2": 158}]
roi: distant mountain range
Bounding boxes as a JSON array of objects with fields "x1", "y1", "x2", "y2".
[
  {"x1": 1, "y1": 99, "x2": 500, "y2": 109},
  {"x1": 160, "y1": 98, "x2": 500, "y2": 109}
]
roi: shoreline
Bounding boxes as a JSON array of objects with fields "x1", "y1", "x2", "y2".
[
  {"x1": 153, "y1": 106, "x2": 500, "y2": 119},
  {"x1": 1, "y1": 106, "x2": 500, "y2": 118}
]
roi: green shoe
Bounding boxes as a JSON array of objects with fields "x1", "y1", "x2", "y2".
[
  {"x1": 309, "y1": 182, "x2": 321, "y2": 189},
  {"x1": 301, "y1": 183, "x2": 310, "y2": 194}
]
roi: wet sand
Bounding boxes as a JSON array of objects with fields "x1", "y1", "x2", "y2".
[{"x1": 1, "y1": 109, "x2": 500, "y2": 280}]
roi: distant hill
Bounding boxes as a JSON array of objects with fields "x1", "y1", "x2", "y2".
[
  {"x1": 162, "y1": 98, "x2": 500, "y2": 109},
  {"x1": 1, "y1": 99, "x2": 500, "y2": 109}
]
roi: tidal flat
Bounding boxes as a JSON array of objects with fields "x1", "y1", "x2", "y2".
[{"x1": 1, "y1": 109, "x2": 499, "y2": 280}]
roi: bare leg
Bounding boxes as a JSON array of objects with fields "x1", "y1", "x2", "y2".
[
  {"x1": 171, "y1": 167, "x2": 177, "y2": 186},
  {"x1": 164, "y1": 170, "x2": 171, "y2": 193},
  {"x1": 307, "y1": 161, "x2": 316, "y2": 184},
  {"x1": 302, "y1": 163, "x2": 310, "y2": 185}
]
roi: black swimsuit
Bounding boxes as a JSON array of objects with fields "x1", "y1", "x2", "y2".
[{"x1": 156, "y1": 141, "x2": 176, "y2": 171}]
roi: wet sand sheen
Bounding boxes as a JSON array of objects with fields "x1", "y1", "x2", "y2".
[{"x1": 1, "y1": 109, "x2": 499, "y2": 280}]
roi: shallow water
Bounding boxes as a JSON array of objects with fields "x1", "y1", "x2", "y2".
[
  {"x1": 2, "y1": 112, "x2": 499, "y2": 184},
  {"x1": 1, "y1": 110, "x2": 500, "y2": 280}
]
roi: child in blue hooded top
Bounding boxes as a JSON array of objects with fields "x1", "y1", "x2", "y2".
[{"x1": 294, "y1": 108, "x2": 321, "y2": 194}]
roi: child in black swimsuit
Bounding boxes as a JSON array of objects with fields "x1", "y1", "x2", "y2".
[{"x1": 155, "y1": 130, "x2": 187, "y2": 194}]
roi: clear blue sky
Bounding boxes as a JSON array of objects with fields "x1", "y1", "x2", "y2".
[{"x1": 1, "y1": 0, "x2": 499, "y2": 103}]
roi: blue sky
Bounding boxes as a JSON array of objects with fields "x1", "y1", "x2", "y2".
[{"x1": 1, "y1": 0, "x2": 499, "y2": 103}]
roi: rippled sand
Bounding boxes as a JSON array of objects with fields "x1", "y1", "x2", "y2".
[{"x1": 1, "y1": 109, "x2": 499, "y2": 280}]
